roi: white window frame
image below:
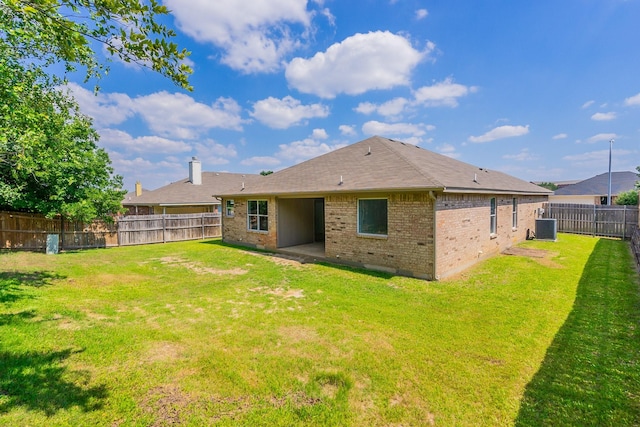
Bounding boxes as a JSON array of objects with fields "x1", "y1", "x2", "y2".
[
  {"x1": 490, "y1": 197, "x2": 497, "y2": 235},
  {"x1": 247, "y1": 200, "x2": 268, "y2": 232},
  {"x1": 226, "y1": 199, "x2": 235, "y2": 217},
  {"x1": 357, "y1": 198, "x2": 388, "y2": 237},
  {"x1": 512, "y1": 197, "x2": 518, "y2": 229}
]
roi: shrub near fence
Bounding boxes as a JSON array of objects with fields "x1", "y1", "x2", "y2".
[
  {"x1": 0, "y1": 211, "x2": 221, "y2": 251},
  {"x1": 543, "y1": 203, "x2": 639, "y2": 239}
]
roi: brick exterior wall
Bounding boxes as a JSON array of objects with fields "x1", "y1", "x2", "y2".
[
  {"x1": 434, "y1": 193, "x2": 547, "y2": 279},
  {"x1": 221, "y1": 192, "x2": 546, "y2": 280},
  {"x1": 324, "y1": 192, "x2": 434, "y2": 279},
  {"x1": 221, "y1": 196, "x2": 277, "y2": 249}
]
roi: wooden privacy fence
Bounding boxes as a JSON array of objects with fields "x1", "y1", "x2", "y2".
[
  {"x1": 0, "y1": 211, "x2": 221, "y2": 251},
  {"x1": 117, "y1": 213, "x2": 221, "y2": 246},
  {"x1": 542, "y1": 203, "x2": 639, "y2": 239}
]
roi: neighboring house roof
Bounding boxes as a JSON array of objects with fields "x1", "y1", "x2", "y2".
[
  {"x1": 123, "y1": 172, "x2": 262, "y2": 206},
  {"x1": 552, "y1": 171, "x2": 638, "y2": 196},
  {"x1": 216, "y1": 136, "x2": 551, "y2": 197}
]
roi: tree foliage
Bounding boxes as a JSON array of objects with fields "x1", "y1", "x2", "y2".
[
  {"x1": 0, "y1": 50, "x2": 125, "y2": 221},
  {"x1": 615, "y1": 190, "x2": 638, "y2": 206},
  {"x1": 537, "y1": 182, "x2": 558, "y2": 191},
  {"x1": 0, "y1": 1, "x2": 193, "y2": 221},
  {"x1": 0, "y1": 0, "x2": 192, "y2": 88}
]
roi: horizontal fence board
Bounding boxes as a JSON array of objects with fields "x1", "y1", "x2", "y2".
[
  {"x1": 543, "y1": 203, "x2": 639, "y2": 239},
  {"x1": 0, "y1": 211, "x2": 221, "y2": 251}
]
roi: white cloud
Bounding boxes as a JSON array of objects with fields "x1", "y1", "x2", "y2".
[
  {"x1": 585, "y1": 133, "x2": 617, "y2": 144},
  {"x1": 355, "y1": 98, "x2": 409, "y2": 118},
  {"x1": 64, "y1": 83, "x2": 135, "y2": 126},
  {"x1": 468, "y1": 125, "x2": 529, "y2": 143},
  {"x1": 68, "y1": 84, "x2": 245, "y2": 140},
  {"x1": 502, "y1": 148, "x2": 538, "y2": 162},
  {"x1": 312, "y1": 128, "x2": 329, "y2": 139},
  {"x1": 624, "y1": 92, "x2": 640, "y2": 106},
  {"x1": 552, "y1": 133, "x2": 568, "y2": 140},
  {"x1": 437, "y1": 143, "x2": 460, "y2": 159},
  {"x1": 582, "y1": 100, "x2": 595, "y2": 109},
  {"x1": 339, "y1": 125, "x2": 357, "y2": 136},
  {"x1": 416, "y1": 9, "x2": 428, "y2": 20},
  {"x1": 276, "y1": 138, "x2": 345, "y2": 163},
  {"x1": 250, "y1": 96, "x2": 329, "y2": 129},
  {"x1": 240, "y1": 156, "x2": 281, "y2": 167},
  {"x1": 319, "y1": 7, "x2": 335, "y2": 26},
  {"x1": 362, "y1": 121, "x2": 428, "y2": 137},
  {"x1": 413, "y1": 78, "x2": 478, "y2": 108},
  {"x1": 286, "y1": 31, "x2": 429, "y2": 98},
  {"x1": 164, "y1": 0, "x2": 312, "y2": 73},
  {"x1": 563, "y1": 149, "x2": 632, "y2": 170},
  {"x1": 98, "y1": 129, "x2": 192, "y2": 154},
  {"x1": 194, "y1": 140, "x2": 238, "y2": 159},
  {"x1": 591, "y1": 112, "x2": 617, "y2": 121},
  {"x1": 132, "y1": 92, "x2": 244, "y2": 139},
  {"x1": 361, "y1": 120, "x2": 433, "y2": 144}
]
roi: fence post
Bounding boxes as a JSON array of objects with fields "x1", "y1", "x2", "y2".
[
  {"x1": 162, "y1": 214, "x2": 166, "y2": 243},
  {"x1": 623, "y1": 205, "x2": 627, "y2": 240},
  {"x1": 593, "y1": 204, "x2": 596, "y2": 237},
  {"x1": 202, "y1": 213, "x2": 205, "y2": 240},
  {"x1": 60, "y1": 216, "x2": 64, "y2": 250}
]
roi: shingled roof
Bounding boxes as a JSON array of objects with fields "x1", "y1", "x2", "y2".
[
  {"x1": 553, "y1": 171, "x2": 638, "y2": 196},
  {"x1": 216, "y1": 136, "x2": 551, "y2": 197},
  {"x1": 123, "y1": 172, "x2": 262, "y2": 206}
]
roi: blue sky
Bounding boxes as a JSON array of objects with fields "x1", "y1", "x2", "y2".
[{"x1": 68, "y1": 0, "x2": 640, "y2": 191}]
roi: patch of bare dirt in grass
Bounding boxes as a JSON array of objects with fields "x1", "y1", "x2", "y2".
[
  {"x1": 155, "y1": 257, "x2": 248, "y2": 275},
  {"x1": 142, "y1": 385, "x2": 322, "y2": 425},
  {"x1": 240, "y1": 250, "x2": 305, "y2": 268},
  {"x1": 502, "y1": 247, "x2": 564, "y2": 268},
  {"x1": 142, "y1": 385, "x2": 192, "y2": 426},
  {"x1": 250, "y1": 286, "x2": 305, "y2": 299},
  {"x1": 143, "y1": 342, "x2": 184, "y2": 363},
  {"x1": 278, "y1": 325, "x2": 318, "y2": 343}
]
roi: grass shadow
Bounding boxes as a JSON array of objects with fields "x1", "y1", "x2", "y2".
[
  {"x1": 199, "y1": 239, "x2": 395, "y2": 279},
  {"x1": 515, "y1": 239, "x2": 640, "y2": 425},
  {"x1": 0, "y1": 348, "x2": 107, "y2": 416},
  {"x1": 0, "y1": 271, "x2": 64, "y2": 305}
]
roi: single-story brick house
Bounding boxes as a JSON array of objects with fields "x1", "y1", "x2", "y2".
[
  {"x1": 215, "y1": 136, "x2": 551, "y2": 279},
  {"x1": 123, "y1": 157, "x2": 261, "y2": 215}
]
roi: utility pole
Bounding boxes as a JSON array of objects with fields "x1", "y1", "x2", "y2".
[{"x1": 608, "y1": 138, "x2": 614, "y2": 205}]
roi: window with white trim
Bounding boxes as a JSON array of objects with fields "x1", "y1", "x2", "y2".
[
  {"x1": 512, "y1": 197, "x2": 518, "y2": 228},
  {"x1": 247, "y1": 200, "x2": 268, "y2": 232},
  {"x1": 490, "y1": 197, "x2": 497, "y2": 234},
  {"x1": 226, "y1": 199, "x2": 235, "y2": 217},
  {"x1": 358, "y1": 198, "x2": 388, "y2": 236}
]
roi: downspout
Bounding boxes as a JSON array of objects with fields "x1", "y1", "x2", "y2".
[{"x1": 428, "y1": 191, "x2": 438, "y2": 280}]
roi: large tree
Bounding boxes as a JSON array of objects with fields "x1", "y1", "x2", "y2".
[
  {"x1": 0, "y1": 1, "x2": 192, "y2": 220},
  {"x1": 0, "y1": 51, "x2": 125, "y2": 221}
]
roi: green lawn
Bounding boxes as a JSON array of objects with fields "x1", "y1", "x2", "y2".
[{"x1": 0, "y1": 234, "x2": 638, "y2": 426}]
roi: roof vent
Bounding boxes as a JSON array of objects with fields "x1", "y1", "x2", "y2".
[{"x1": 473, "y1": 173, "x2": 478, "y2": 183}]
